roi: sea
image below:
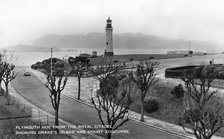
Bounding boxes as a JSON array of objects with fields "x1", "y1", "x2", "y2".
[
  {"x1": 11, "y1": 48, "x2": 224, "y2": 67},
  {"x1": 13, "y1": 48, "x2": 170, "y2": 66}
]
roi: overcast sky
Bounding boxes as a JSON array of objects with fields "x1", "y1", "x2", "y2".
[{"x1": 1, "y1": 0, "x2": 224, "y2": 50}]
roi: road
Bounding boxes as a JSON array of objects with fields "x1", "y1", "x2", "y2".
[{"x1": 11, "y1": 67, "x2": 187, "y2": 139}]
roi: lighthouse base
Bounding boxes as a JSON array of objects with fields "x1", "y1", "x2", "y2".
[{"x1": 104, "y1": 52, "x2": 114, "y2": 57}]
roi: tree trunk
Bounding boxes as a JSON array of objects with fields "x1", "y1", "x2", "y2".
[
  {"x1": 5, "y1": 83, "x2": 10, "y2": 105},
  {"x1": 107, "y1": 132, "x2": 112, "y2": 139},
  {"x1": 140, "y1": 97, "x2": 144, "y2": 122},
  {"x1": 5, "y1": 83, "x2": 8, "y2": 98},
  {"x1": 0, "y1": 80, "x2": 2, "y2": 96},
  {"x1": 55, "y1": 108, "x2": 59, "y2": 133},
  {"x1": 78, "y1": 77, "x2": 81, "y2": 100},
  {"x1": 184, "y1": 91, "x2": 190, "y2": 110}
]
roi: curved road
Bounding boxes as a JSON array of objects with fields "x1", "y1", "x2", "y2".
[{"x1": 11, "y1": 67, "x2": 187, "y2": 139}]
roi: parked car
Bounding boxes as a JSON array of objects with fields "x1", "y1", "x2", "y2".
[{"x1": 24, "y1": 71, "x2": 31, "y2": 76}]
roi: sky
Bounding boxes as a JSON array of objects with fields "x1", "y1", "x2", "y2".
[{"x1": 1, "y1": 0, "x2": 224, "y2": 50}]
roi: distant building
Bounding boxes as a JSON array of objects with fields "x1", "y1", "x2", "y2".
[
  {"x1": 92, "y1": 51, "x2": 97, "y2": 57},
  {"x1": 79, "y1": 53, "x2": 92, "y2": 58},
  {"x1": 104, "y1": 17, "x2": 114, "y2": 57},
  {"x1": 188, "y1": 51, "x2": 193, "y2": 55},
  {"x1": 167, "y1": 50, "x2": 189, "y2": 55}
]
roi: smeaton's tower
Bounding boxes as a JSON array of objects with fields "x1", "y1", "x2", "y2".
[{"x1": 104, "y1": 17, "x2": 114, "y2": 57}]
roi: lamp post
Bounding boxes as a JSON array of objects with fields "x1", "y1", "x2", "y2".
[{"x1": 51, "y1": 48, "x2": 53, "y2": 76}]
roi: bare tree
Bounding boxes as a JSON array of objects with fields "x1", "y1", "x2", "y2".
[
  {"x1": 130, "y1": 60, "x2": 159, "y2": 122},
  {"x1": 0, "y1": 51, "x2": 7, "y2": 96},
  {"x1": 179, "y1": 65, "x2": 224, "y2": 139},
  {"x1": 179, "y1": 101, "x2": 224, "y2": 139},
  {"x1": 90, "y1": 63, "x2": 124, "y2": 81},
  {"x1": 181, "y1": 65, "x2": 217, "y2": 110},
  {"x1": 0, "y1": 50, "x2": 17, "y2": 104},
  {"x1": 45, "y1": 70, "x2": 68, "y2": 133},
  {"x1": 69, "y1": 57, "x2": 90, "y2": 100},
  {"x1": 0, "y1": 63, "x2": 5, "y2": 96},
  {"x1": 91, "y1": 75, "x2": 132, "y2": 139},
  {"x1": 2, "y1": 62, "x2": 16, "y2": 104}
]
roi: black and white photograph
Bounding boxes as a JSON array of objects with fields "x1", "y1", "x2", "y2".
[{"x1": 0, "y1": 0, "x2": 224, "y2": 139}]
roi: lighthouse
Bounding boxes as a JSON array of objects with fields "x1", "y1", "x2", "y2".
[{"x1": 104, "y1": 17, "x2": 114, "y2": 57}]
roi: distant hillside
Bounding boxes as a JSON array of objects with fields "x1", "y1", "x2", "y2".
[
  {"x1": 7, "y1": 44, "x2": 61, "y2": 52},
  {"x1": 33, "y1": 33, "x2": 217, "y2": 51},
  {"x1": 33, "y1": 33, "x2": 104, "y2": 49}
]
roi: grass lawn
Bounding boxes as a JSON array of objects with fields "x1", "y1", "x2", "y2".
[
  {"x1": 128, "y1": 81, "x2": 184, "y2": 124},
  {"x1": 127, "y1": 80, "x2": 224, "y2": 137}
]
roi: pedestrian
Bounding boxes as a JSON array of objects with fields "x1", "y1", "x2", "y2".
[{"x1": 209, "y1": 60, "x2": 212, "y2": 65}]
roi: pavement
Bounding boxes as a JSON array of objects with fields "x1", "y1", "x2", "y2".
[{"x1": 10, "y1": 66, "x2": 192, "y2": 139}]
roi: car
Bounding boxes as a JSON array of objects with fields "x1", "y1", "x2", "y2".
[{"x1": 24, "y1": 71, "x2": 31, "y2": 76}]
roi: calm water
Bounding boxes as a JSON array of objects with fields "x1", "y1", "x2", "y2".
[
  {"x1": 13, "y1": 49, "x2": 173, "y2": 66},
  {"x1": 13, "y1": 49, "x2": 224, "y2": 66}
]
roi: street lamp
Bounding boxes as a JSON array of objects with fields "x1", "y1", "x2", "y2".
[{"x1": 51, "y1": 48, "x2": 53, "y2": 76}]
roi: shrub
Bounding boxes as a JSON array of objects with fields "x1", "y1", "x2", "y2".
[
  {"x1": 99, "y1": 76, "x2": 119, "y2": 97},
  {"x1": 171, "y1": 84, "x2": 184, "y2": 98},
  {"x1": 144, "y1": 99, "x2": 159, "y2": 113},
  {"x1": 113, "y1": 60, "x2": 119, "y2": 63},
  {"x1": 31, "y1": 64, "x2": 38, "y2": 69}
]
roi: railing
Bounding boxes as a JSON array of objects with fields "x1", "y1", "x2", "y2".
[{"x1": 0, "y1": 87, "x2": 99, "y2": 139}]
